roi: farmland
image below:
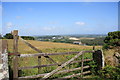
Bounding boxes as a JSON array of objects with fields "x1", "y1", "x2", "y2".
[
  {"x1": 35, "y1": 34, "x2": 106, "y2": 46},
  {"x1": 7, "y1": 39, "x2": 102, "y2": 54}
]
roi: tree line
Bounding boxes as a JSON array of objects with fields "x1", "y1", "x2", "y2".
[
  {"x1": 81, "y1": 37, "x2": 105, "y2": 46},
  {"x1": 2, "y1": 33, "x2": 35, "y2": 40}
]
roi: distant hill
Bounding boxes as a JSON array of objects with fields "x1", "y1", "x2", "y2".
[
  {"x1": 35, "y1": 34, "x2": 106, "y2": 46},
  {"x1": 67, "y1": 34, "x2": 107, "y2": 38},
  {"x1": 34, "y1": 34, "x2": 107, "y2": 38}
]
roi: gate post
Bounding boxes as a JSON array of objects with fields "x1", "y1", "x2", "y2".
[
  {"x1": 93, "y1": 50, "x2": 104, "y2": 70},
  {"x1": 12, "y1": 30, "x2": 19, "y2": 80}
]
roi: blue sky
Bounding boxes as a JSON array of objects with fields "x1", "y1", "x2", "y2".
[
  {"x1": 2, "y1": 0, "x2": 120, "y2": 2},
  {"x1": 0, "y1": 2, "x2": 2, "y2": 34},
  {"x1": 2, "y1": 2, "x2": 118, "y2": 36}
]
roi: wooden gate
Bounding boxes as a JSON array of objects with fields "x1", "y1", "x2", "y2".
[{"x1": 10, "y1": 30, "x2": 103, "y2": 80}]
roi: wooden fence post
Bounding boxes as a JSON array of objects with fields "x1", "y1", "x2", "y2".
[{"x1": 12, "y1": 30, "x2": 19, "y2": 79}]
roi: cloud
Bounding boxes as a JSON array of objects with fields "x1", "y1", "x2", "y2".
[
  {"x1": 0, "y1": 4, "x2": 2, "y2": 13},
  {"x1": 0, "y1": 5, "x2": 2, "y2": 9},
  {"x1": 43, "y1": 26, "x2": 55, "y2": 31},
  {"x1": 6, "y1": 22, "x2": 13, "y2": 28},
  {"x1": 48, "y1": 22, "x2": 58, "y2": 25},
  {"x1": 75, "y1": 22, "x2": 86, "y2": 26},
  {"x1": 25, "y1": 24, "x2": 30, "y2": 26},
  {"x1": 28, "y1": 8, "x2": 33, "y2": 11},
  {"x1": 16, "y1": 16, "x2": 22, "y2": 19}
]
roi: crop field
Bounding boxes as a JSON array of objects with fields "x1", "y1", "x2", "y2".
[{"x1": 7, "y1": 39, "x2": 102, "y2": 78}]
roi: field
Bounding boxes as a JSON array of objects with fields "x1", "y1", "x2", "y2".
[
  {"x1": 7, "y1": 39, "x2": 102, "y2": 78},
  {"x1": 7, "y1": 39, "x2": 102, "y2": 53}
]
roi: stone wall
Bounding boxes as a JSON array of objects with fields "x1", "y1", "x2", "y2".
[{"x1": 0, "y1": 40, "x2": 9, "y2": 80}]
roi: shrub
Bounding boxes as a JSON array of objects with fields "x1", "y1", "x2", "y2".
[
  {"x1": 98, "y1": 65, "x2": 120, "y2": 79},
  {"x1": 103, "y1": 31, "x2": 120, "y2": 49},
  {"x1": 88, "y1": 61, "x2": 98, "y2": 75},
  {"x1": 4, "y1": 33, "x2": 13, "y2": 39},
  {"x1": 88, "y1": 61, "x2": 120, "y2": 79},
  {"x1": 21, "y1": 36, "x2": 35, "y2": 40},
  {"x1": 102, "y1": 44, "x2": 110, "y2": 49}
]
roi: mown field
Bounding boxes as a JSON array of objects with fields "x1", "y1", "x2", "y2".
[{"x1": 7, "y1": 39, "x2": 102, "y2": 78}]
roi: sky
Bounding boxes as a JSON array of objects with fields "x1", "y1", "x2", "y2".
[
  {"x1": 2, "y1": 0, "x2": 120, "y2": 2},
  {"x1": 1, "y1": 2, "x2": 119, "y2": 36},
  {"x1": 0, "y1": 2, "x2": 2, "y2": 34}
]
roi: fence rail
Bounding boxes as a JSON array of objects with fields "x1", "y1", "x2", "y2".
[
  {"x1": 19, "y1": 65, "x2": 90, "y2": 79},
  {"x1": 18, "y1": 59, "x2": 92, "y2": 70},
  {"x1": 19, "y1": 51, "x2": 93, "y2": 57}
]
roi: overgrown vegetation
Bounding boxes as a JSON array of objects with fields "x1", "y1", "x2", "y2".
[
  {"x1": 21, "y1": 36, "x2": 35, "y2": 40},
  {"x1": 81, "y1": 37, "x2": 105, "y2": 46},
  {"x1": 84, "y1": 31, "x2": 120, "y2": 80},
  {"x1": 98, "y1": 65, "x2": 120, "y2": 79},
  {"x1": 89, "y1": 61, "x2": 120, "y2": 80},
  {"x1": 88, "y1": 31, "x2": 120, "y2": 80},
  {"x1": 102, "y1": 31, "x2": 120, "y2": 66},
  {"x1": 103, "y1": 31, "x2": 120, "y2": 49}
]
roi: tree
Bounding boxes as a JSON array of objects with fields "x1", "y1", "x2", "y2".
[
  {"x1": 3, "y1": 33, "x2": 35, "y2": 40},
  {"x1": 21, "y1": 36, "x2": 35, "y2": 40},
  {"x1": 103, "y1": 31, "x2": 120, "y2": 49},
  {"x1": 4, "y1": 33, "x2": 13, "y2": 39}
]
